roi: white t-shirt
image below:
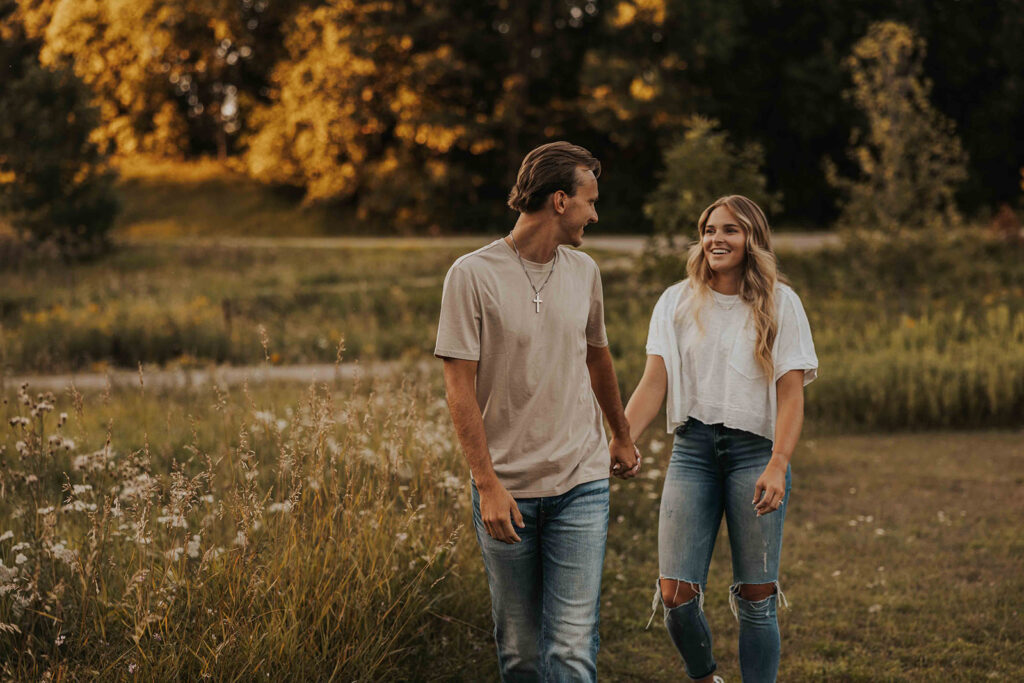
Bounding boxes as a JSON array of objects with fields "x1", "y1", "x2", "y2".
[{"x1": 645, "y1": 279, "x2": 818, "y2": 441}]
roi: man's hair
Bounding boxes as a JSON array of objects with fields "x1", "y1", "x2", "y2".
[{"x1": 507, "y1": 142, "x2": 601, "y2": 213}]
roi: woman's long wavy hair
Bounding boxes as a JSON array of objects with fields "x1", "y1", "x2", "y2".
[{"x1": 676, "y1": 195, "x2": 780, "y2": 378}]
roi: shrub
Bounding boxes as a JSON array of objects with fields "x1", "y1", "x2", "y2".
[
  {"x1": 825, "y1": 21, "x2": 967, "y2": 231},
  {"x1": 643, "y1": 116, "x2": 781, "y2": 241}
]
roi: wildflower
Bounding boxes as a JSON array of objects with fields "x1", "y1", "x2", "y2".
[
  {"x1": 37, "y1": 506, "x2": 55, "y2": 515},
  {"x1": 128, "y1": 663, "x2": 137, "y2": 674},
  {"x1": 648, "y1": 440, "x2": 665, "y2": 455},
  {"x1": 55, "y1": 634, "x2": 66, "y2": 646},
  {"x1": 233, "y1": 531, "x2": 248, "y2": 547},
  {"x1": 156, "y1": 514, "x2": 188, "y2": 529},
  {"x1": 14, "y1": 554, "x2": 27, "y2": 565},
  {"x1": 15, "y1": 441, "x2": 28, "y2": 456},
  {"x1": 0, "y1": 531, "x2": 12, "y2": 542},
  {"x1": 868, "y1": 604, "x2": 882, "y2": 613},
  {"x1": 187, "y1": 535, "x2": 201, "y2": 558},
  {"x1": 874, "y1": 528, "x2": 886, "y2": 536},
  {"x1": 164, "y1": 547, "x2": 184, "y2": 562},
  {"x1": 71, "y1": 484, "x2": 92, "y2": 495},
  {"x1": 267, "y1": 502, "x2": 292, "y2": 513},
  {"x1": 49, "y1": 541, "x2": 77, "y2": 567}
]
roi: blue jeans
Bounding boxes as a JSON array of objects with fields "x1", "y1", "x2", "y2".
[
  {"x1": 655, "y1": 418, "x2": 790, "y2": 682},
  {"x1": 472, "y1": 478, "x2": 609, "y2": 683}
]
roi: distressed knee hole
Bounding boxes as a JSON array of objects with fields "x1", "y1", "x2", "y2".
[
  {"x1": 738, "y1": 582, "x2": 776, "y2": 602},
  {"x1": 659, "y1": 578, "x2": 699, "y2": 608}
]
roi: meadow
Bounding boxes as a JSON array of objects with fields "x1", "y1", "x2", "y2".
[{"x1": 2, "y1": 173, "x2": 1024, "y2": 679}]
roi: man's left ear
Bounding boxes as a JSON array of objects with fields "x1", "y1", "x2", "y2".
[{"x1": 553, "y1": 190, "x2": 567, "y2": 214}]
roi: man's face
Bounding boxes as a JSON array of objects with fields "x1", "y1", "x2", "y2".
[{"x1": 556, "y1": 169, "x2": 599, "y2": 247}]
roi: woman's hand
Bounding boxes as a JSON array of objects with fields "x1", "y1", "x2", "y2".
[{"x1": 753, "y1": 457, "x2": 788, "y2": 516}]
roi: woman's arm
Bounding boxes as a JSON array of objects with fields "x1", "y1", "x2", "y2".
[
  {"x1": 753, "y1": 369, "x2": 805, "y2": 515},
  {"x1": 624, "y1": 354, "x2": 668, "y2": 443}
]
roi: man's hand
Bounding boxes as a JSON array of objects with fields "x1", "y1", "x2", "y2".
[
  {"x1": 478, "y1": 481, "x2": 526, "y2": 543},
  {"x1": 753, "y1": 457, "x2": 787, "y2": 516},
  {"x1": 609, "y1": 435, "x2": 641, "y2": 479}
]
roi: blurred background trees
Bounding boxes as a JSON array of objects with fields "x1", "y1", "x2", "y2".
[
  {"x1": 0, "y1": 0, "x2": 118, "y2": 256},
  {"x1": 2, "y1": 0, "x2": 1023, "y2": 241}
]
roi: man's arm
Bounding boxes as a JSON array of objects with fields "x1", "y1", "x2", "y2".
[
  {"x1": 585, "y1": 344, "x2": 640, "y2": 479},
  {"x1": 442, "y1": 358, "x2": 524, "y2": 543}
]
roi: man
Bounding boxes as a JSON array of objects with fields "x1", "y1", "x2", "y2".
[{"x1": 434, "y1": 141, "x2": 640, "y2": 681}]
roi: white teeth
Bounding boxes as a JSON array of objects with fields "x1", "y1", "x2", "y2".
[{"x1": 711, "y1": 249, "x2": 729, "y2": 254}]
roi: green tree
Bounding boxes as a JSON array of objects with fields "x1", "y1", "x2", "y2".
[
  {"x1": 0, "y1": 1, "x2": 118, "y2": 256},
  {"x1": 644, "y1": 116, "x2": 780, "y2": 240},
  {"x1": 826, "y1": 21, "x2": 967, "y2": 230}
]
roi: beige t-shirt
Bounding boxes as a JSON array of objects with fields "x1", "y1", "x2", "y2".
[{"x1": 434, "y1": 238, "x2": 609, "y2": 497}]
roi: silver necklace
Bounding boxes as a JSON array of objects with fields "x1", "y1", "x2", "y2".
[{"x1": 509, "y1": 232, "x2": 557, "y2": 313}]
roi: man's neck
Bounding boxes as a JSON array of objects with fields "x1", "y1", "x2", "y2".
[{"x1": 506, "y1": 216, "x2": 560, "y2": 263}]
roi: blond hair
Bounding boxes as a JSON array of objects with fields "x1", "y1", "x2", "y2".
[{"x1": 677, "y1": 195, "x2": 780, "y2": 378}]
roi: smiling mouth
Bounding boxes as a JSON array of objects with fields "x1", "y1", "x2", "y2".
[{"x1": 709, "y1": 249, "x2": 730, "y2": 255}]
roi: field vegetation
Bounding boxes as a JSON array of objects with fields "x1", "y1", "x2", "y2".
[{"x1": 2, "y1": 192, "x2": 1023, "y2": 679}]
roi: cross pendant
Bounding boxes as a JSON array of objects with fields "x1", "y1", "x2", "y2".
[{"x1": 533, "y1": 293, "x2": 543, "y2": 313}]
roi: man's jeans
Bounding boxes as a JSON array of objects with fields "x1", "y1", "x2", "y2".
[{"x1": 471, "y1": 478, "x2": 609, "y2": 683}]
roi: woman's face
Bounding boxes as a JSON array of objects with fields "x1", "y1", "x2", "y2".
[{"x1": 702, "y1": 205, "x2": 746, "y2": 276}]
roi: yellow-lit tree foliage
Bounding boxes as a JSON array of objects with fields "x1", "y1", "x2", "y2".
[{"x1": 245, "y1": 1, "x2": 484, "y2": 231}]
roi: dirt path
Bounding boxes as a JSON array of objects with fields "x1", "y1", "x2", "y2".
[
  {"x1": 4, "y1": 360, "x2": 430, "y2": 394},
  {"x1": 121, "y1": 232, "x2": 839, "y2": 254}
]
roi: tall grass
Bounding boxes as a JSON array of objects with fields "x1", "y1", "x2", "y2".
[{"x1": 0, "y1": 367, "x2": 490, "y2": 680}]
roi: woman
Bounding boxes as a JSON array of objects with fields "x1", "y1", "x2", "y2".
[{"x1": 625, "y1": 195, "x2": 817, "y2": 682}]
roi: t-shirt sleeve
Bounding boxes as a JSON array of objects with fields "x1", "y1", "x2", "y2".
[
  {"x1": 773, "y1": 288, "x2": 818, "y2": 384},
  {"x1": 434, "y1": 263, "x2": 482, "y2": 361},
  {"x1": 586, "y1": 260, "x2": 608, "y2": 347},
  {"x1": 645, "y1": 287, "x2": 673, "y2": 358}
]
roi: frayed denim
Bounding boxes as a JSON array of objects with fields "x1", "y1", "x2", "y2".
[{"x1": 650, "y1": 418, "x2": 790, "y2": 681}]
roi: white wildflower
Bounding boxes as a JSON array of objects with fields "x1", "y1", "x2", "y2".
[
  {"x1": 868, "y1": 604, "x2": 882, "y2": 613},
  {"x1": 0, "y1": 531, "x2": 12, "y2": 542},
  {"x1": 14, "y1": 554, "x2": 27, "y2": 565},
  {"x1": 71, "y1": 484, "x2": 92, "y2": 495},
  {"x1": 64, "y1": 500, "x2": 97, "y2": 513},
  {"x1": 37, "y1": 506, "x2": 55, "y2": 515},
  {"x1": 156, "y1": 514, "x2": 188, "y2": 529},
  {"x1": 267, "y1": 502, "x2": 292, "y2": 513},
  {"x1": 164, "y1": 547, "x2": 184, "y2": 562},
  {"x1": 15, "y1": 441, "x2": 28, "y2": 456},
  {"x1": 874, "y1": 528, "x2": 886, "y2": 536},
  {"x1": 233, "y1": 531, "x2": 247, "y2": 547},
  {"x1": 186, "y1": 535, "x2": 201, "y2": 559},
  {"x1": 49, "y1": 541, "x2": 77, "y2": 567}
]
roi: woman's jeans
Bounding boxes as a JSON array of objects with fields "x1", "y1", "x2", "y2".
[
  {"x1": 656, "y1": 418, "x2": 791, "y2": 682},
  {"x1": 472, "y1": 478, "x2": 609, "y2": 683}
]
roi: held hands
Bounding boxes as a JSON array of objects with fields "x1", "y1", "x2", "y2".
[
  {"x1": 609, "y1": 435, "x2": 641, "y2": 480},
  {"x1": 753, "y1": 456, "x2": 788, "y2": 516},
  {"x1": 478, "y1": 480, "x2": 526, "y2": 544}
]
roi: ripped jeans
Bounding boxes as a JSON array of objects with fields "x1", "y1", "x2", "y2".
[{"x1": 654, "y1": 418, "x2": 790, "y2": 682}]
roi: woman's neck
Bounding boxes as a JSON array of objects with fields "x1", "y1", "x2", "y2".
[{"x1": 709, "y1": 271, "x2": 741, "y2": 295}]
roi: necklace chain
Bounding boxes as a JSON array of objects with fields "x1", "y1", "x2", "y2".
[{"x1": 509, "y1": 232, "x2": 557, "y2": 313}]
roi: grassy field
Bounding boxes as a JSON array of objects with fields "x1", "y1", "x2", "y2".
[
  {"x1": 2, "y1": 370, "x2": 1021, "y2": 680},
  {"x1": 2, "y1": 157, "x2": 1023, "y2": 678}
]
